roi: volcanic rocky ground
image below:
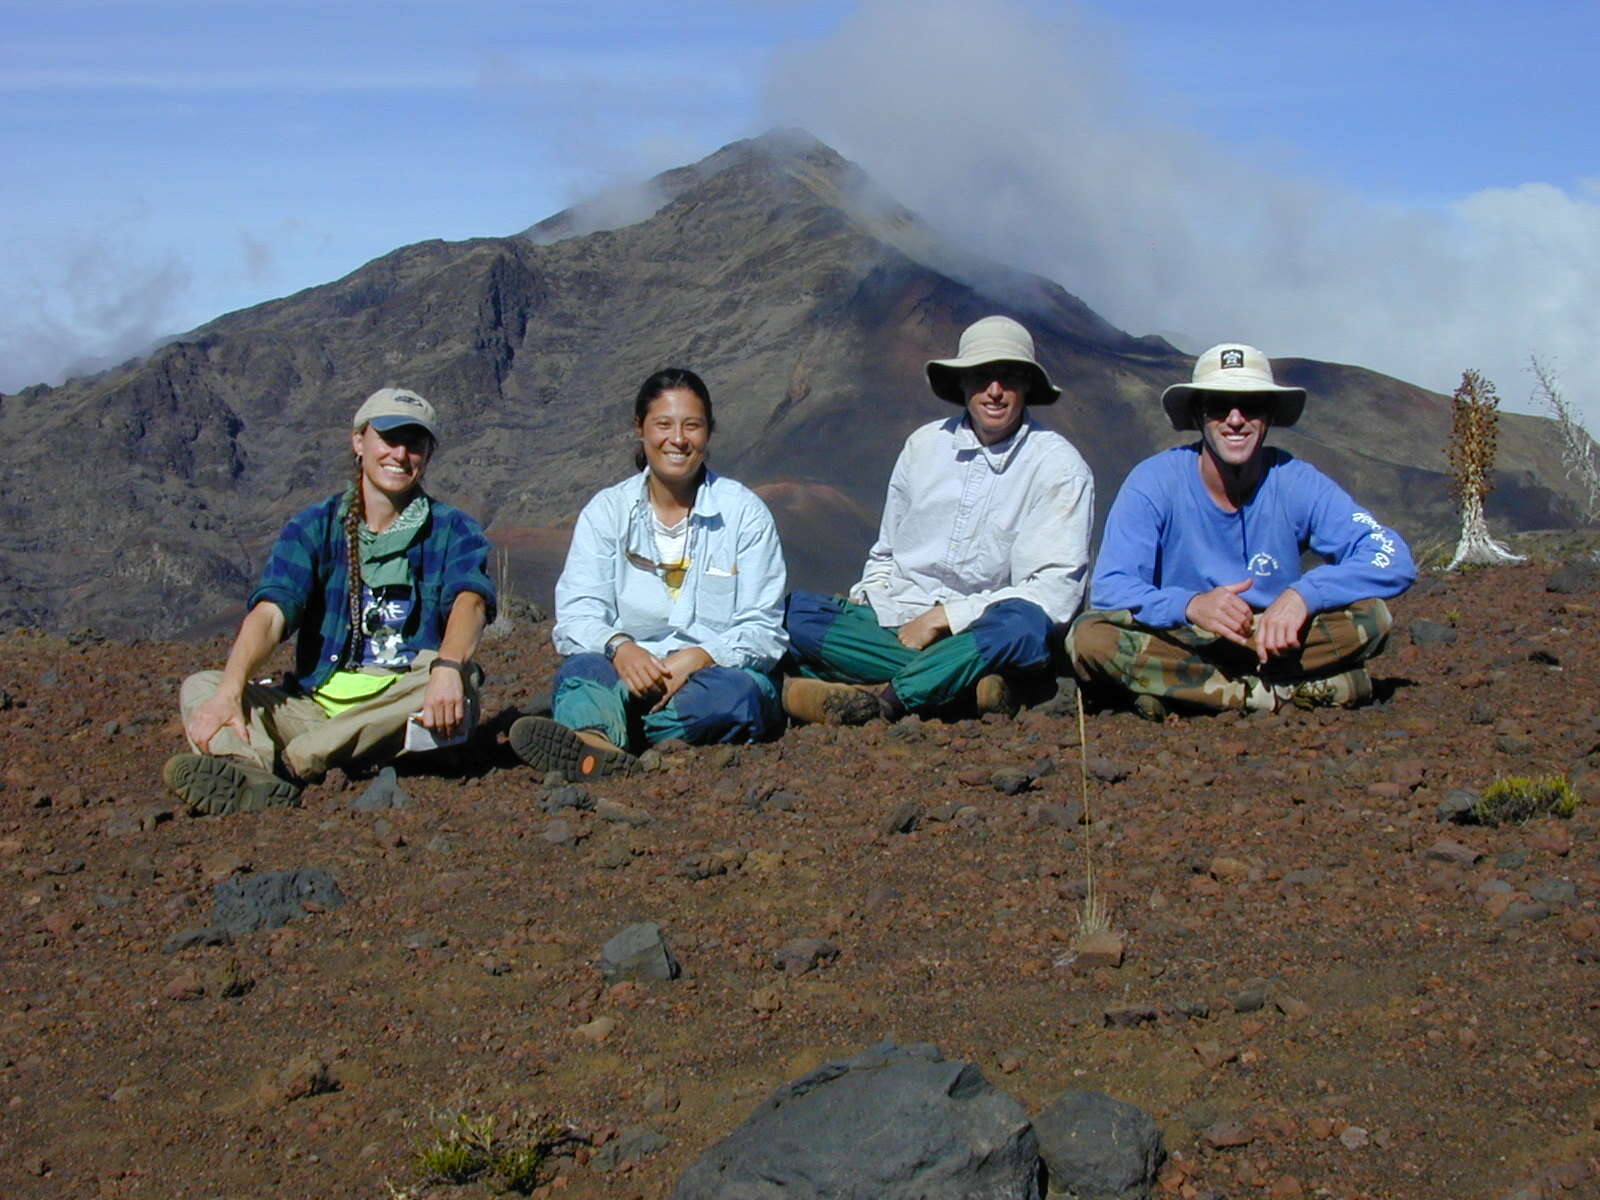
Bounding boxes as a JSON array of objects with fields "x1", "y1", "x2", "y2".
[{"x1": 3, "y1": 560, "x2": 1600, "y2": 1199}]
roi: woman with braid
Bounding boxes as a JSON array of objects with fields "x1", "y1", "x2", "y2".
[{"x1": 164, "y1": 388, "x2": 496, "y2": 815}]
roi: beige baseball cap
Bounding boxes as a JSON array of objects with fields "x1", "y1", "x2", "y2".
[{"x1": 351, "y1": 387, "x2": 440, "y2": 440}]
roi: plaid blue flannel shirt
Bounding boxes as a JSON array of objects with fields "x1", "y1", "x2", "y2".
[{"x1": 249, "y1": 492, "x2": 497, "y2": 692}]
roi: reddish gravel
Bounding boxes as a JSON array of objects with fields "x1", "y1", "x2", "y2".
[{"x1": 2, "y1": 561, "x2": 1598, "y2": 1199}]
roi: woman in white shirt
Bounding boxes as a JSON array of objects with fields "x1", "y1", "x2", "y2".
[{"x1": 510, "y1": 369, "x2": 788, "y2": 780}]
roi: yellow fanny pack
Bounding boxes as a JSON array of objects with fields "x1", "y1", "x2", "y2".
[{"x1": 311, "y1": 669, "x2": 399, "y2": 716}]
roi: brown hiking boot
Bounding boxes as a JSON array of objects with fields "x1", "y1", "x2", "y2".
[
  {"x1": 1278, "y1": 667, "x2": 1373, "y2": 711},
  {"x1": 162, "y1": 753, "x2": 303, "y2": 817},
  {"x1": 509, "y1": 716, "x2": 637, "y2": 781},
  {"x1": 973, "y1": 673, "x2": 1018, "y2": 717},
  {"x1": 781, "y1": 677, "x2": 881, "y2": 726}
]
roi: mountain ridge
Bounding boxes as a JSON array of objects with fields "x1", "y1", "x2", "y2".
[{"x1": 0, "y1": 130, "x2": 1582, "y2": 637}]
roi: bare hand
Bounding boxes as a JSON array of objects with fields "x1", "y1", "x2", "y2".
[
  {"x1": 185, "y1": 690, "x2": 249, "y2": 754},
  {"x1": 1185, "y1": 580, "x2": 1255, "y2": 647},
  {"x1": 1252, "y1": 588, "x2": 1309, "y2": 663},
  {"x1": 418, "y1": 664, "x2": 467, "y2": 733},
  {"x1": 612, "y1": 641, "x2": 670, "y2": 703},
  {"x1": 897, "y1": 606, "x2": 951, "y2": 651},
  {"x1": 649, "y1": 647, "x2": 715, "y2": 713}
]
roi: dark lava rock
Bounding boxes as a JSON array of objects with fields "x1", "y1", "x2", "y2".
[
  {"x1": 163, "y1": 925, "x2": 233, "y2": 953},
  {"x1": 352, "y1": 766, "x2": 411, "y2": 811},
  {"x1": 1033, "y1": 1089, "x2": 1166, "y2": 1200},
  {"x1": 673, "y1": 1041, "x2": 1038, "y2": 1200},
  {"x1": 1439, "y1": 789, "x2": 1479, "y2": 823},
  {"x1": 1409, "y1": 619, "x2": 1459, "y2": 645},
  {"x1": 1546, "y1": 561, "x2": 1598, "y2": 594},
  {"x1": 593, "y1": 1125, "x2": 669, "y2": 1172},
  {"x1": 773, "y1": 936, "x2": 839, "y2": 974},
  {"x1": 881, "y1": 799, "x2": 921, "y2": 835},
  {"x1": 1530, "y1": 879, "x2": 1577, "y2": 905},
  {"x1": 601, "y1": 921, "x2": 681, "y2": 982},
  {"x1": 210, "y1": 868, "x2": 346, "y2": 936},
  {"x1": 991, "y1": 768, "x2": 1035, "y2": 796},
  {"x1": 1103, "y1": 1004, "x2": 1159, "y2": 1028},
  {"x1": 542, "y1": 783, "x2": 592, "y2": 813}
]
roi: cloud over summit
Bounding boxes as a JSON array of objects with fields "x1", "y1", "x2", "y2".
[{"x1": 764, "y1": 0, "x2": 1600, "y2": 425}]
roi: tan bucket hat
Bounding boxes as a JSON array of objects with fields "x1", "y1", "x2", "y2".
[
  {"x1": 1161, "y1": 343, "x2": 1305, "y2": 430},
  {"x1": 926, "y1": 315, "x2": 1061, "y2": 406},
  {"x1": 352, "y1": 387, "x2": 440, "y2": 440}
]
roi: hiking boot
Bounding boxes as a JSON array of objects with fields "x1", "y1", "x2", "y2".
[
  {"x1": 509, "y1": 716, "x2": 637, "y2": 782},
  {"x1": 974, "y1": 673, "x2": 1018, "y2": 717},
  {"x1": 781, "y1": 677, "x2": 881, "y2": 726},
  {"x1": 1131, "y1": 693, "x2": 1168, "y2": 722},
  {"x1": 1278, "y1": 667, "x2": 1373, "y2": 711},
  {"x1": 162, "y1": 753, "x2": 303, "y2": 817},
  {"x1": 1264, "y1": 667, "x2": 1374, "y2": 711}
]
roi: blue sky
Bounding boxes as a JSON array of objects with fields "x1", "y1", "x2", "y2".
[{"x1": 4, "y1": 0, "x2": 1598, "y2": 426}]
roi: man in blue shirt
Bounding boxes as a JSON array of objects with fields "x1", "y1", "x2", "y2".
[{"x1": 1068, "y1": 342, "x2": 1414, "y2": 717}]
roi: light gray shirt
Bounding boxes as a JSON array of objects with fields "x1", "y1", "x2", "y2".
[{"x1": 850, "y1": 414, "x2": 1094, "y2": 633}]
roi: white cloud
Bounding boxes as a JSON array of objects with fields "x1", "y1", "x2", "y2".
[
  {"x1": 763, "y1": 0, "x2": 1600, "y2": 428},
  {"x1": 0, "y1": 236, "x2": 191, "y2": 392}
]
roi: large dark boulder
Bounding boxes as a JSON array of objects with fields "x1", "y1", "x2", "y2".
[
  {"x1": 1033, "y1": 1089, "x2": 1165, "y2": 1200},
  {"x1": 674, "y1": 1041, "x2": 1040, "y2": 1199}
]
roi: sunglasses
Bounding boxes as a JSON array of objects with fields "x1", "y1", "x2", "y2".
[
  {"x1": 1199, "y1": 396, "x2": 1274, "y2": 422},
  {"x1": 626, "y1": 549, "x2": 689, "y2": 590}
]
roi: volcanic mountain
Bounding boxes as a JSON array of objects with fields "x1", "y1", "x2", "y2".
[{"x1": 0, "y1": 130, "x2": 1580, "y2": 637}]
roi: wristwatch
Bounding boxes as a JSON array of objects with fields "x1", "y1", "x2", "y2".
[{"x1": 604, "y1": 633, "x2": 634, "y2": 661}]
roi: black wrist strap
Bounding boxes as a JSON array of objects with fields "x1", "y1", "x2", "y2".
[{"x1": 429, "y1": 657, "x2": 466, "y2": 676}]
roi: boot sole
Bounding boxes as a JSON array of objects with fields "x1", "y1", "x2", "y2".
[
  {"x1": 782, "y1": 678, "x2": 881, "y2": 726},
  {"x1": 509, "y1": 717, "x2": 637, "y2": 782},
  {"x1": 162, "y1": 753, "x2": 303, "y2": 817}
]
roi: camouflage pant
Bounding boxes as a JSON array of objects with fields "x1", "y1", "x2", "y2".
[{"x1": 1066, "y1": 599, "x2": 1392, "y2": 713}]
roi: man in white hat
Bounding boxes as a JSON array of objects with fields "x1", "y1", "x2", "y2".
[
  {"x1": 1068, "y1": 342, "x2": 1413, "y2": 717},
  {"x1": 783, "y1": 315, "x2": 1094, "y2": 723}
]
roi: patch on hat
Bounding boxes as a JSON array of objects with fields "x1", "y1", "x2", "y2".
[{"x1": 1220, "y1": 348, "x2": 1245, "y2": 370}]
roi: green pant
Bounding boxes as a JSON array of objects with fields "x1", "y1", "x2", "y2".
[
  {"x1": 1066, "y1": 599, "x2": 1391, "y2": 713},
  {"x1": 784, "y1": 591, "x2": 1053, "y2": 712}
]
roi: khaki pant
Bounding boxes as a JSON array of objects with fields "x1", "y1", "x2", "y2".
[
  {"x1": 1067, "y1": 599, "x2": 1391, "y2": 713},
  {"x1": 179, "y1": 651, "x2": 471, "y2": 779}
]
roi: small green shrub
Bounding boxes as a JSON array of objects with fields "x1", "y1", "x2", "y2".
[
  {"x1": 409, "y1": 1108, "x2": 564, "y2": 1194},
  {"x1": 1472, "y1": 775, "x2": 1578, "y2": 826}
]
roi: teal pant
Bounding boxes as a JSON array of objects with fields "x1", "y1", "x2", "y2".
[
  {"x1": 553, "y1": 653, "x2": 781, "y2": 751},
  {"x1": 783, "y1": 591, "x2": 1053, "y2": 712}
]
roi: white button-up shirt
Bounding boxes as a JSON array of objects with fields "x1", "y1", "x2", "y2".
[{"x1": 850, "y1": 414, "x2": 1094, "y2": 633}]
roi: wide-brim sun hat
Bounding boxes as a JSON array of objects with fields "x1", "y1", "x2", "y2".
[
  {"x1": 1161, "y1": 343, "x2": 1305, "y2": 430},
  {"x1": 926, "y1": 315, "x2": 1061, "y2": 406},
  {"x1": 352, "y1": 387, "x2": 440, "y2": 441}
]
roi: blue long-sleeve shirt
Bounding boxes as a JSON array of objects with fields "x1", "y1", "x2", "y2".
[
  {"x1": 1090, "y1": 444, "x2": 1414, "y2": 627},
  {"x1": 552, "y1": 469, "x2": 788, "y2": 671}
]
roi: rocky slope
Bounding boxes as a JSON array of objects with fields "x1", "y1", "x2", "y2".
[
  {"x1": 1, "y1": 557, "x2": 1598, "y2": 1198},
  {"x1": 0, "y1": 131, "x2": 1585, "y2": 638}
]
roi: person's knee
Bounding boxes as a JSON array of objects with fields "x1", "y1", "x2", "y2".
[
  {"x1": 1066, "y1": 612, "x2": 1120, "y2": 670},
  {"x1": 783, "y1": 590, "x2": 842, "y2": 658},
  {"x1": 179, "y1": 669, "x2": 226, "y2": 714},
  {"x1": 556, "y1": 652, "x2": 616, "y2": 688},
  {"x1": 676, "y1": 669, "x2": 773, "y2": 742},
  {"x1": 973, "y1": 599, "x2": 1052, "y2": 668}
]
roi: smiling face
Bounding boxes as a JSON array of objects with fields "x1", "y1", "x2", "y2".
[
  {"x1": 1197, "y1": 394, "x2": 1273, "y2": 470},
  {"x1": 351, "y1": 421, "x2": 432, "y2": 506},
  {"x1": 636, "y1": 386, "x2": 710, "y2": 489},
  {"x1": 960, "y1": 362, "x2": 1032, "y2": 446}
]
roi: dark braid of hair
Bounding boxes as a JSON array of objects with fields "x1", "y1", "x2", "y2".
[{"x1": 342, "y1": 448, "x2": 367, "y2": 668}]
